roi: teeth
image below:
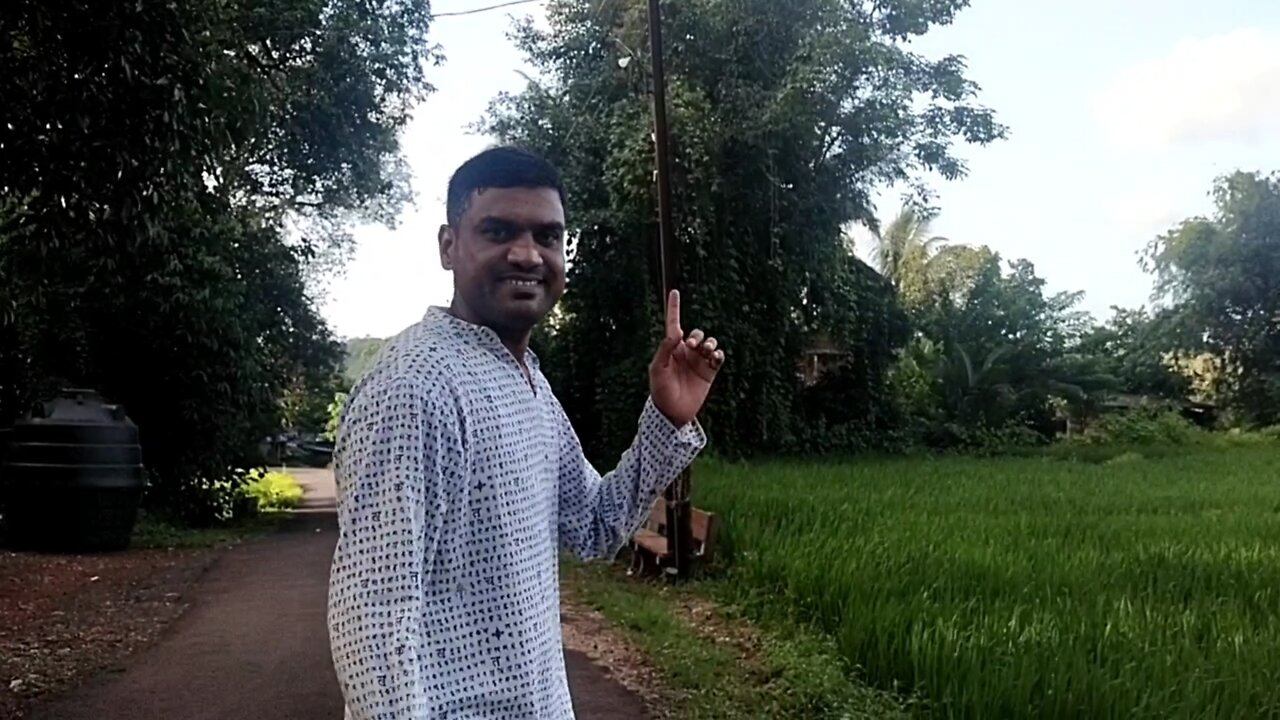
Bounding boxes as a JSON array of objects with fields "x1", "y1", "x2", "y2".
[{"x1": 507, "y1": 280, "x2": 539, "y2": 287}]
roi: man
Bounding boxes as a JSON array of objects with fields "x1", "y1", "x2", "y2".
[{"x1": 328, "y1": 146, "x2": 725, "y2": 719}]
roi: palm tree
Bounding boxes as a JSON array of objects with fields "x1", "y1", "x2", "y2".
[
  {"x1": 870, "y1": 206, "x2": 949, "y2": 289},
  {"x1": 938, "y1": 344, "x2": 1021, "y2": 426},
  {"x1": 938, "y1": 343, "x2": 1121, "y2": 432}
]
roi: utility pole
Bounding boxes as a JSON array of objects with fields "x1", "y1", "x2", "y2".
[{"x1": 647, "y1": 0, "x2": 693, "y2": 581}]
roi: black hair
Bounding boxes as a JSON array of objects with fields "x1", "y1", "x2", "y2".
[{"x1": 446, "y1": 145, "x2": 567, "y2": 227}]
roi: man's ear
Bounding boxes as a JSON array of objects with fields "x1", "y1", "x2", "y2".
[{"x1": 438, "y1": 224, "x2": 455, "y2": 271}]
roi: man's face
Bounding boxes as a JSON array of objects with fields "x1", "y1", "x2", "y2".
[{"x1": 439, "y1": 186, "x2": 567, "y2": 335}]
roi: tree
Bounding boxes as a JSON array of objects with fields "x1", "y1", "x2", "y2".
[
  {"x1": 794, "y1": 254, "x2": 912, "y2": 451},
  {"x1": 906, "y1": 246, "x2": 1110, "y2": 438},
  {"x1": 1144, "y1": 171, "x2": 1280, "y2": 426},
  {"x1": 914, "y1": 248, "x2": 1078, "y2": 375},
  {"x1": 343, "y1": 337, "x2": 390, "y2": 387},
  {"x1": 1073, "y1": 307, "x2": 1189, "y2": 401},
  {"x1": 485, "y1": 0, "x2": 1003, "y2": 459},
  {"x1": 1, "y1": 0, "x2": 434, "y2": 521},
  {"x1": 869, "y1": 206, "x2": 949, "y2": 293}
]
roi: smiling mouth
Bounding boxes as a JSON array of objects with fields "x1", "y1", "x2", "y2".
[{"x1": 501, "y1": 278, "x2": 545, "y2": 299}]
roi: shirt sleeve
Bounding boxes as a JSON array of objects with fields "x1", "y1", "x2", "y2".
[
  {"x1": 327, "y1": 373, "x2": 464, "y2": 720},
  {"x1": 555, "y1": 396, "x2": 707, "y2": 561}
]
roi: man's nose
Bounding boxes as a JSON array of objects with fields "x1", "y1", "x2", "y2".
[{"x1": 507, "y1": 235, "x2": 543, "y2": 268}]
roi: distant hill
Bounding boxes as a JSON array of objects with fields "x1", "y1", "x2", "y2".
[{"x1": 343, "y1": 337, "x2": 388, "y2": 386}]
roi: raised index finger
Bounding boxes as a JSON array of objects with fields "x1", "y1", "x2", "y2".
[{"x1": 666, "y1": 289, "x2": 682, "y2": 339}]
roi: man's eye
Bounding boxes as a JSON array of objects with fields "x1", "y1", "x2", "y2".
[
  {"x1": 484, "y1": 226, "x2": 513, "y2": 240},
  {"x1": 536, "y1": 231, "x2": 563, "y2": 247}
]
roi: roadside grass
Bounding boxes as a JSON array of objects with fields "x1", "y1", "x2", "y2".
[
  {"x1": 130, "y1": 511, "x2": 282, "y2": 550},
  {"x1": 561, "y1": 559, "x2": 910, "y2": 720},
  {"x1": 132, "y1": 468, "x2": 307, "y2": 549}
]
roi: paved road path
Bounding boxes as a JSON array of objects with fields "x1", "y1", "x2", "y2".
[{"x1": 29, "y1": 469, "x2": 648, "y2": 720}]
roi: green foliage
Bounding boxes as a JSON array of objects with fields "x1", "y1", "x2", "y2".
[
  {"x1": 343, "y1": 337, "x2": 389, "y2": 386},
  {"x1": 1075, "y1": 307, "x2": 1189, "y2": 401},
  {"x1": 1259, "y1": 425, "x2": 1280, "y2": 440},
  {"x1": 876, "y1": 244, "x2": 1118, "y2": 445},
  {"x1": 695, "y1": 448, "x2": 1280, "y2": 718},
  {"x1": 887, "y1": 337, "x2": 941, "y2": 423},
  {"x1": 282, "y1": 372, "x2": 347, "y2": 434},
  {"x1": 154, "y1": 469, "x2": 256, "y2": 527},
  {"x1": 131, "y1": 511, "x2": 277, "y2": 550},
  {"x1": 1, "y1": 0, "x2": 433, "y2": 520},
  {"x1": 914, "y1": 249, "x2": 1090, "y2": 391},
  {"x1": 150, "y1": 466, "x2": 307, "y2": 525},
  {"x1": 325, "y1": 391, "x2": 348, "y2": 443},
  {"x1": 242, "y1": 469, "x2": 305, "y2": 511},
  {"x1": 486, "y1": 0, "x2": 1002, "y2": 460},
  {"x1": 870, "y1": 205, "x2": 949, "y2": 289},
  {"x1": 1074, "y1": 410, "x2": 1202, "y2": 447},
  {"x1": 921, "y1": 421, "x2": 1047, "y2": 454},
  {"x1": 1144, "y1": 171, "x2": 1280, "y2": 426},
  {"x1": 792, "y1": 259, "x2": 913, "y2": 453}
]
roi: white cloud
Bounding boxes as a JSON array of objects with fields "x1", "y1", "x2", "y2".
[
  {"x1": 1105, "y1": 188, "x2": 1189, "y2": 240},
  {"x1": 1094, "y1": 28, "x2": 1280, "y2": 150}
]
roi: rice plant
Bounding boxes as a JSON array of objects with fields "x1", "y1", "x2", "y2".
[{"x1": 694, "y1": 447, "x2": 1280, "y2": 719}]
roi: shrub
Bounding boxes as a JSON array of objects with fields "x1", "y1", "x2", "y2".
[
  {"x1": 1209, "y1": 426, "x2": 1280, "y2": 448},
  {"x1": 1104, "y1": 450, "x2": 1145, "y2": 465},
  {"x1": 1077, "y1": 410, "x2": 1201, "y2": 446},
  {"x1": 242, "y1": 469, "x2": 304, "y2": 512},
  {"x1": 787, "y1": 420, "x2": 912, "y2": 456},
  {"x1": 922, "y1": 421, "x2": 1046, "y2": 455},
  {"x1": 151, "y1": 469, "x2": 254, "y2": 527}
]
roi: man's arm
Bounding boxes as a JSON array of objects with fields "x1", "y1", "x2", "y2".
[
  {"x1": 554, "y1": 396, "x2": 705, "y2": 561},
  {"x1": 328, "y1": 374, "x2": 463, "y2": 719}
]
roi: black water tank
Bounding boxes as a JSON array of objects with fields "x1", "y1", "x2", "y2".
[{"x1": 0, "y1": 389, "x2": 145, "y2": 552}]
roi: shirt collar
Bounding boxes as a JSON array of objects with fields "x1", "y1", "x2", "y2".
[{"x1": 425, "y1": 306, "x2": 541, "y2": 371}]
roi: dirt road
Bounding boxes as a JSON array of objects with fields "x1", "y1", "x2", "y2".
[{"x1": 26, "y1": 469, "x2": 648, "y2": 719}]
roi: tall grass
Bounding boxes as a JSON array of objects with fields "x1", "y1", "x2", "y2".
[{"x1": 695, "y1": 447, "x2": 1280, "y2": 719}]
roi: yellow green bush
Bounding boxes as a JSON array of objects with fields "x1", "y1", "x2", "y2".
[{"x1": 242, "y1": 469, "x2": 304, "y2": 511}]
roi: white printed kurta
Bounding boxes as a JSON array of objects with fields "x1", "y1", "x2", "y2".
[{"x1": 327, "y1": 307, "x2": 706, "y2": 719}]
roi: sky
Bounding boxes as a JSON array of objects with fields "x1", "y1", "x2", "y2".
[{"x1": 320, "y1": 0, "x2": 1280, "y2": 340}]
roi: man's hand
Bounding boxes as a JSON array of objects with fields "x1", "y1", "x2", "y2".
[{"x1": 650, "y1": 290, "x2": 725, "y2": 427}]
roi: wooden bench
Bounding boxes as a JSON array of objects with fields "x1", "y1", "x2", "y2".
[{"x1": 628, "y1": 496, "x2": 716, "y2": 576}]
